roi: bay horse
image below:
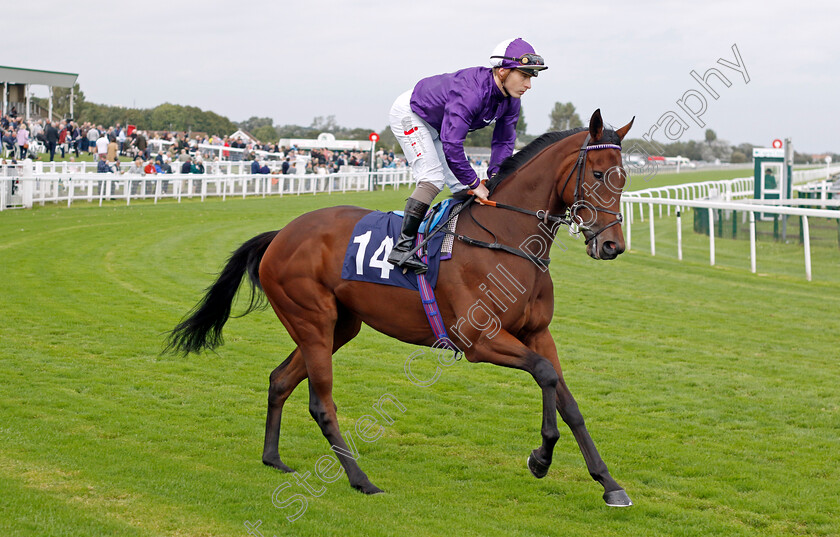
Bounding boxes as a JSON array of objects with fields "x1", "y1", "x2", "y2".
[{"x1": 166, "y1": 109, "x2": 635, "y2": 507}]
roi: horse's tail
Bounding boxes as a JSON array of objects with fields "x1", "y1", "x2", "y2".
[{"x1": 164, "y1": 230, "x2": 280, "y2": 355}]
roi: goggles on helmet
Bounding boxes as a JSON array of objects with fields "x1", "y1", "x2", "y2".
[{"x1": 490, "y1": 53, "x2": 546, "y2": 67}]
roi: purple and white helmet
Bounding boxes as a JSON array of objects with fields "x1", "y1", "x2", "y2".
[{"x1": 490, "y1": 38, "x2": 547, "y2": 76}]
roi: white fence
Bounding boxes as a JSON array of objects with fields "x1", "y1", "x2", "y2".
[
  {"x1": 10, "y1": 159, "x2": 297, "y2": 176},
  {"x1": 627, "y1": 176, "x2": 755, "y2": 219},
  {"x1": 619, "y1": 166, "x2": 840, "y2": 281},
  {"x1": 0, "y1": 168, "x2": 413, "y2": 211},
  {"x1": 626, "y1": 164, "x2": 840, "y2": 220},
  {"x1": 621, "y1": 196, "x2": 839, "y2": 281},
  {"x1": 792, "y1": 164, "x2": 840, "y2": 185}
]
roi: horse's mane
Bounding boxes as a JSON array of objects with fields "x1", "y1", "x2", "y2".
[{"x1": 485, "y1": 127, "x2": 622, "y2": 194}]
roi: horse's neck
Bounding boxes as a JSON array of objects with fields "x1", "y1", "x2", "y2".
[{"x1": 491, "y1": 137, "x2": 579, "y2": 220}]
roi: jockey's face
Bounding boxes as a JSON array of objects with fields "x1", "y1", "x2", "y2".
[{"x1": 500, "y1": 68, "x2": 533, "y2": 99}]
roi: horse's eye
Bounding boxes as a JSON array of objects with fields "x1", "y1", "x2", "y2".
[{"x1": 593, "y1": 171, "x2": 604, "y2": 180}]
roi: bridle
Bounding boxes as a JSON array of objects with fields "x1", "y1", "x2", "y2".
[{"x1": 558, "y1": 133, "x2": 625, "y2": 245}]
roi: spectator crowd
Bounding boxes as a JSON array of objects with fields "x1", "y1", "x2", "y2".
[{"x1": 2, "y1": 112, "x2": 409, "y2": 177}]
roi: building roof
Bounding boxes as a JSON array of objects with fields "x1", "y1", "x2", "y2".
[
  {"x1": 0, "y1": 65, "x2": 79, "y2": 88},
  {"x1": 230, "y1": 129, "x2": 260, "y2": 144},
  {"x1": 279, "y1": 132, "x2": 373, "y2": 151}
]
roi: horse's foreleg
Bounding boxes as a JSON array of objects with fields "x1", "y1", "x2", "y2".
[
  {"x1": 305, "y1": 348, "x2": 383, "y2": 495},
  {"x1": 262, "y1": 348, "x2": 307, "y2": 472},
  {"x1": 467, "y1": 331, "x2": 561, "y2": 479},
  {"x1": 528, "y1": 330, "x2": 632, "y2": 506},
  {"x1": 555, "y1": 379, "x2": 631, "y2": 506}
]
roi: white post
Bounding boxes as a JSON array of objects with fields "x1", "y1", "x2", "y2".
[
  {"x1": 2, "y1": 82, "x2": 7, "y2": 115},
  {"x1": 708, "y1": 207, "x2": 715, "y2": 266},
  {"x1": 70, "y1": 86, "x2": 74, "y2": 118},
  {"x1": 19, "y1": 164, "x2": 33, "y2": 209},
  {"x1": 649, "y1": 203, "x2": 655, "y2": 256},
  {"x1": 802, "y1": 215, "x2": 812, "y2": 281},
  {"x1": 676, "y1": 208, "x2": 682, "y2": 260},
  {"x1": 749, "y1": 211, "x2": 757, "y2": 274},
  {"x1": 625, "y1": 201, "x2": 632, "y2": 251},
  {"x1": 25, "y1": 84, "x2": 31, "y2": 121},
  {"x1": 48, "y1": 87, "x2": 53, "y2": 121}
]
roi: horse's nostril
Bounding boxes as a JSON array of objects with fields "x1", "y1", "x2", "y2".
[{"x1": 603, "y1": 241, "x2": 617, "y2": 255}]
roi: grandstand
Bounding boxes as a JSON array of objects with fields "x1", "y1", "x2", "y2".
[{"x1": 0, "y1": 65, "x2": 78, "y2": 121}]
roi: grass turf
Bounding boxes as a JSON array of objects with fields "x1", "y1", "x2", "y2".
[
  {"x1": 626, "y1": 166, "x2": 754, "y2": 191},
  {"x1": 1, "y1": 188, "x2": 838, "y2": 536}
]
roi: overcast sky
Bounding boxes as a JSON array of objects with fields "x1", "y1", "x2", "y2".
[{"x1": 7, "y1": 0, "x2": 839, "y2": 153}]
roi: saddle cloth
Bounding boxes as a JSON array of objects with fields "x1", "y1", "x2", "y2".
[{"x1": 340, "y1": 199, "x2": 461, "y2": 291}]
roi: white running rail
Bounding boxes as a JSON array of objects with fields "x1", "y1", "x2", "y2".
[
  {"x1": 620, "y1": 195, "x2": 840, "y2": 281},
  {"x1": 1, "y1": 168, "x2": 413, "y2": 211}
]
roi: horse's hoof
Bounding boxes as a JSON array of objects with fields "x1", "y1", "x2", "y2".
[
  {"x1": 262, "y1": 458, "x2": 295, "y2": 473},
  {"x1": 603, "y1": 489, "x2": 633, "y2": 507},
  {"x1": 352, "y1": 481, "x2": 385, "y2": 495},
  {"x1": 527, "y1": 450, "x2": 550, "y2": 479}
]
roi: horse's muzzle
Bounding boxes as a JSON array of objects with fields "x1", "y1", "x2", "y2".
[{"x1": 586, "y1": 237, "x2": 624, "y2": 260}]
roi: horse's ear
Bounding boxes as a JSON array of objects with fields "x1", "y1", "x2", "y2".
[
  {"x1": 589, "y1": 109, "x2": 603, "y2": 142},
  {"x1": 616, "y1": 116, "x2": 635, "y2": 141}
]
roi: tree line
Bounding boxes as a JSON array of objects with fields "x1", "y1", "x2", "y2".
[
  {"x1": 33, "y1": 86, "x2": 819, "y2": 163},
  {"x1": 33, "y1": 84, "x2": 237, "y2": 135}
]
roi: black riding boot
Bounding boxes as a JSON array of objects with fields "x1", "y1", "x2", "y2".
[{"x1": 388, "y1": 198, "x2": 430, "y2": 274}]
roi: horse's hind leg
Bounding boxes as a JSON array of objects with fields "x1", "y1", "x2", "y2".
[
  {"x1": 262, "y1": 307, "x2": 361, "y2": 472},
  {"x1": 262, "y1": 348, "x2": 307, "y2": 471},
  {"x1": 306, "y1": 361, "x2": 382, "y2": 494},
  {"x1": 303, "y1": 310, "x2": 381, "y2": 494}
]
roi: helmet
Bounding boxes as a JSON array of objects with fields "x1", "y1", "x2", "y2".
[{"x1": 490, "y1": 38, "x2": 547, "y2": 76}]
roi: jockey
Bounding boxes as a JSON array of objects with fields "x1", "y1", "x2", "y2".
[{"x1": 387, "y1": 37, "x2": 547, "y2": 273}]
